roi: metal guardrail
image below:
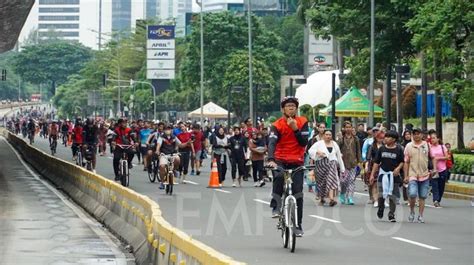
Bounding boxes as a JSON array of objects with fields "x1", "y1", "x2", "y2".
[
  {"x1": 3, "y1": 130, "x2": 245, "y2": 265},
  {"x1": 0, "y1": 102, "x2": 40, "y2": 110}
]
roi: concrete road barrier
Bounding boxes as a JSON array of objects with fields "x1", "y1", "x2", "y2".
[{"x1": 3, "y1": 130, "x2": 245, "y2": 265}]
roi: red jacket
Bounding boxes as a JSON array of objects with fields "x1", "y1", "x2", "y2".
[{"x1": 268, "y1": 116, "x2": 309, "y2": 165}]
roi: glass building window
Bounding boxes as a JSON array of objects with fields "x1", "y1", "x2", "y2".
[
  {"x1": 39, "y1": 23, "x2": 79, "y2": 29},
  {"x1": 39, "y1": 31, "x2": 79, "y2": 37},
  {"x1": 39, "y1": 16, "x2": 79, "y2": 21},
  {"x1": 39, "y1": 7, "x2": 80, "y2": 13},
  {"x1": 39, "y1": 0, "x2": 80, "y2": 4}
]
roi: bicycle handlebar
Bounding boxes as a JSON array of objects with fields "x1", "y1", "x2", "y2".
[{"x1": 264, "y1": 165, "x2": 316, "y2": 173}]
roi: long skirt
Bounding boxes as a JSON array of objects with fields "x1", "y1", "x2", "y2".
[{"x1": 315, "y1": 158, "x2": 339, "y2": 199}]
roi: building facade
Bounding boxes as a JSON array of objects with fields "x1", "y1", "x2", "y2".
[{"x1": 37, "y1": 0, "x2": 81, "y2": 41}]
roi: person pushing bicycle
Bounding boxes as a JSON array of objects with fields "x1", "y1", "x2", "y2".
[{"x1": 267, "y1": 96, "x2": 310, "y2": 237}]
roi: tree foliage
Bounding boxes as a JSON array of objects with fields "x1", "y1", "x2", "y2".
[
  {"x1": 300, "y1": 0, "x2": 417, "y2": 87},
  {"x1": 11, "y1": 41, "x2": 92, "y2": 97},
  {"x1": 165, "y1": 12, "x2": 285, "y2": 121}
]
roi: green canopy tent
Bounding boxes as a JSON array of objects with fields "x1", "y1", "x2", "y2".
[{"x1": 320, "y1": 86, "x2": 384, "y2": 118}]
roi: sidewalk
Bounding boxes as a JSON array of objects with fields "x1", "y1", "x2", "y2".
[{"x1": 0, "y1": 137, "x2": 132, "y2": 264}]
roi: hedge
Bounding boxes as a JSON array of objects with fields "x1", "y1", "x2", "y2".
[{"x1": 452, "y1": 154, "x2": 474, "y2": 175}]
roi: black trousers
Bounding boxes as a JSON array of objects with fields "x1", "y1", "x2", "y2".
[
  {"x1": 214, "y1": 153, "x2": 227, "y2": 183},
  {"x1": 113, "y1": 146, "x2": 135, "y2": 178},
  {"x1": 252, "y1": 160, "x2": 264, "y2": 182},
  {"x1": 179, "y1": 151, "x2": 191, "y2": 175},
  {"x1": 230, "y1": 155, "x2": 246, "y2": 180},
  {"x1": 270, "y1": 163, "x2": 304, "y2": 227}
]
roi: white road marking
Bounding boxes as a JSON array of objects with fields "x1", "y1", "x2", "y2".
[
  {"x1": 183, "y1": 180, "x2": 199, "y2": 185},
  {"x1": 392, "y1": 237, "x2": 441, "y2": 250},
  {"x1": 213, "y1": 189, "x2": 231, "y2": 194},
  {"x1": 354, "y1": 192, "x2": 369, "y2": 197},
  {"x1": 253, "y1": 199, "x2": 271, "y2": 205},
  {"x1": 309, "y1": 215, "x2": 342, "y2": 224}
]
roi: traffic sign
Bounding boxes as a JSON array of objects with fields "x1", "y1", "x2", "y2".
[{"x1": 147, "y1": 70, "x2": 175, "y2": 80}]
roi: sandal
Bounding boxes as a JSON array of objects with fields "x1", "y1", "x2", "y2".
[{"x1": 329, "y1": 200, "x2": 337, "y2": 207}]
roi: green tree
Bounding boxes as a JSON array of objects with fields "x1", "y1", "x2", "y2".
[
  {"x1": 11, "y1": 41, "x2": 92, "y2": 98},
  {"x1": 0, "y1": 51, "x2": 36, "y2": 100},
  {"x1": 300, "y1": 0, "x2": 417, "y2": 87},
  {"x1": 407, "y1": 0, "x2": 473, "y2": 148},
  {"x1": 262, "y1": 14, "x2": 305, "y2": 75},
  {"x1": 171, "y1": 12, "x2": 284, "y2": 119}
]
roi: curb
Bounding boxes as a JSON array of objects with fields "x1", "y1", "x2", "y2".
[
  {"x1": 444, "y1": 181, "x2": 474, "y2": 200},
  {"x1": 449, "y1": 173, "x2": 473, "y2": 184}
]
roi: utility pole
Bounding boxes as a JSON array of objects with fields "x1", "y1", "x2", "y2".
[
  {"x1": 421, "y1": 52, "x2": 427, "y2": 131},
  {"x1": 368, "y1": 0, "x2": 375, "y2": 127},
  {"x1": 384, "y1": 65, "x2": 391, "y2": 127},
  {"x1": 248, "y1": 0, "x2": 254, "y2": 126},
  {"x1": 98, "y1": 0, "x2": 102, "y2": 50},
  {"x1": 200, "y1": 1, "x2": 204, "y2": 125}
]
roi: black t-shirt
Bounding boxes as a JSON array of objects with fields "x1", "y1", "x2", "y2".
[{"x1": 374, "y1": 145, "x2": 404, "y2": 172}]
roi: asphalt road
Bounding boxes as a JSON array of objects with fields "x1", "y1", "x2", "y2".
[
  {"x1": 0, "y1": 136, "x2": 133, "y2": 265},
  {"x1": 16, "y1": 134, "x2": 474, "y2": 265}
]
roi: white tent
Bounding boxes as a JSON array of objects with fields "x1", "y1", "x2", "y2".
[
  {"x1": 188, "y1": 102, "x2": 233, "y2": 119},
  {"x1": 295, "y1": 69, "x2": 349, "y2": 107}
]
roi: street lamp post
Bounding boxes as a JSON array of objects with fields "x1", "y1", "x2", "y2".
[
  {"x1": 195, "y1": 0, "x2": 204, "y2": 125},
  {"x1": 368, "y1": 0, "x2": 375, "y2": 127},
  {"x1": 248, "y1": 0, "x2": 254, "y2": 126}
]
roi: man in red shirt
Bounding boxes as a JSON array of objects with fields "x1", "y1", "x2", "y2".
[
  {"x1": 176, "y1": 123, "x2": 194, "y2": 183},
  {"x1": 71, "y1": 119, "x2": 84, "y2": 161},
  {"x1": 191, "y1": 124, "x2": 205, "y2": 175},
  {"x1": 267, "y1": 96, "x2": 309, "y2": 237},
  {"x1": 244, "y1": 118, "x2": 258, "y2": 136},
  {"x1": 112, "y1": 119, "x2": 135, "y2": 181}
]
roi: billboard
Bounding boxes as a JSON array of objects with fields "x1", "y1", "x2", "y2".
[{"x1": 147, "y1": 25, "x2": 176, "y2": 80}]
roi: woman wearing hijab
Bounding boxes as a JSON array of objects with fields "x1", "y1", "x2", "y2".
[
  {"x1": 308, "y1": 130, "x2": 345, "y2": 207},
  {"x1": 210, "y1": 127, "x2": 230, "y2": 187}
]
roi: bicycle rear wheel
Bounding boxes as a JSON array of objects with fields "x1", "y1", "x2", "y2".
[
  {"x1": 288, "y1": 201, "x2": 297, "y2": 253},
  {"x1": 121, "y1": 160, "x2": 129, "y2": 187}
]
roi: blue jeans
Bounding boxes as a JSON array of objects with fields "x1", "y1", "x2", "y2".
[
  {"x1": 431, "y1": 170, "x2": 448, "y2": 203},
  {"x1": 408, "y1": 179, "x2": 430, "y2": 199}
]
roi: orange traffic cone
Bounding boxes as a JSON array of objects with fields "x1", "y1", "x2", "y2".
[{"x1": 208, "y1": 158, "x2": 220, "y2": 188}]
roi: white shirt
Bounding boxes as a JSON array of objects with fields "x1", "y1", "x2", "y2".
[{"x1": 308, "y1": 140, "x2": 345, "y2": 173}]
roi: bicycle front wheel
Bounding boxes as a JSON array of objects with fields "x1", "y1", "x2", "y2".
[
  {"x1": 288, "y1": 200, "x2": 297, "y2": 253},
  {"x1": 148, "y1": 163, "x2": 156, "y2": 183}
]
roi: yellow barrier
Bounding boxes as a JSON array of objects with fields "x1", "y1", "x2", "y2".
[{"x1": 4, "y1": 130, "x2": 245, "y2": 265}]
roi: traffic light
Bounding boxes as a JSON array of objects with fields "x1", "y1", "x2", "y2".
[
  {"x1": 102, "y1": 74, "x2": 107, "y2": 87},
  {"x1": 1, "y1": 69, "x2": 6, "y2": 81}
]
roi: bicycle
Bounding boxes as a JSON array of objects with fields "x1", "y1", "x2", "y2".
[
  {"x1": 265, "y1": 165, "x2": 315, "y2": 253},
  {"x1": 28, "y1": 130, "x2": 35, "y2": 144},
  {"x1": 148, "y1": 152, "x2": 158, "y2": 183},
  {"x1": 117, "y1": 144, "x2": 134, "y2": 187},
  {"x1": 160, "y1": 154, "x2": 179, "y2": 195},
  {"x1": 50, "y1": 135, "x2": 58, "y2": 156},
  {"x1": 75, "y1": 144, "x2": 83, "y2": 168},
  {"x1": 62, "y1": 132, "x2": 68, "y2": 146},
  {"x1": 83, "y1": 144, "x2": 95, "y2": 171}
]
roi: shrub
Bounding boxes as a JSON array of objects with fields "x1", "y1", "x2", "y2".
[{"x1": 452, "y1": 154, "x2": 474, "y2": 175}]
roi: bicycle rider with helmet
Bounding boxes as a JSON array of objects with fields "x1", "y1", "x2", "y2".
[
  {"x1": 48, "y1": 120, "x2": 59, "y2": 145},
  {"x1": 83, "y1": 118, "x2": 99, "y2": 172},
  {"x1": 71, "y1": 119, "x2": 84, "y2": 161},
  {"x1": 267, "y1": 96, "x2": 310, "y2": 237},
  {"x1": 111, "y1": 119, "x2": 135, "y2": 181}
]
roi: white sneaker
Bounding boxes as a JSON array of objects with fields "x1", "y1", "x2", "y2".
[
  {"x1": 219, "y1": 184, "x2": 223, "y2": 188},
  {"x1": 232, "y1": 180, "x2": 237, "y2": 187},
  {"x1": 254, "y1": 182, "x2": 259, "y2": 187},
  {"x1": 384, "y1": 201, "x2": 389, "y2": 208},
  {"x1": 373, "y1": 201, "x2": 379, "y2": 208}
]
